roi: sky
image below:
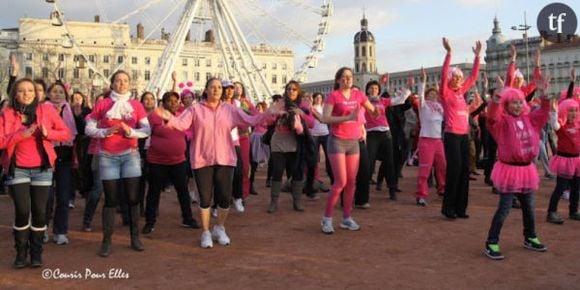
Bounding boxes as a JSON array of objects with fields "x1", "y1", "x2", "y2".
[{"x1": 0, "y1": 0, "x2": 576, "y2": 82}]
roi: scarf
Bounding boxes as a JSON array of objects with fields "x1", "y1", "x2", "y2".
[
  {"x1": 51, "y1": 100, "x2": 78, "y2": 146},
  {"x1": 12, "y1": 98, "x2": 39, "y2": 126},
  {"x1": 105, "y1": 91, "x2": 134, "y2": 120}
]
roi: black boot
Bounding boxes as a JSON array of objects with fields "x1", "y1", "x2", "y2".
[
  {"x1": 129, "y1": 205, "x2": 144, "y2": 251},
  {"x1": 388, "y1": 188, "x2": 397, "y2": 201},
  {"x1": 268, "y1": 181, "x2": 281, "y2": 213},
  {"x1": 29, "y1": 229, "x2": 44, "y2": 268},
  {"x1": 99, "y1": 207, "x2": 115, "y2": 257},
  {"x1": 291, "y1": 181, "x2": 304, "y2": 212},
  {"x1": 13, "y1": 228, "x2": 29, "y2": 269}
]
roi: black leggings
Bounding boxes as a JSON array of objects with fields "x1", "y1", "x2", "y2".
[
  {"x1": 355, "y1": 141, "x2": 370, "y2": 205},
  {"x1": 102, "y1": 177, "x2": 141, "y2": 208},
  {"x1": 442, "y1": 133, "x2": 470, "y2": 215},
  {"x1": 232, "y1": 146, "x2": 243, "y2": 199},
  {"x1": 11, "y1": 184, "x2": 50, "y2": 228},
  {"x1": 271, "y1": 152, "x2": 304, "y2": 182},
  {"x1": 194, "y1": 165, "x2": 234, "y2": 209},
  {"x1": 548, "y1": 176, "x2": 580, "y2": 214}
]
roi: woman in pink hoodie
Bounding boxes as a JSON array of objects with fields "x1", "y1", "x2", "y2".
[
  {"x1": 483, "y1": 75, "x2": 551, "y2": 260},
  {"x1": 156, "y1": 77, "x2": 282, "y2": 248},
  {"x1": 439, "y1": 37, "x2": 481, "y2": 219}
]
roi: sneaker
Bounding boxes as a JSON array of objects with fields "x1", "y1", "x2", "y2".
[
  {"x1": 182, "y1": 219, "x2": 200, "y2": 229},
  {"x1": 569, "y1": 213, "x2": 580, "y2": 221},
  {"x1": 53, "y1": 234, "x2": 69, "y2": 245},
  {"x1": 43, "y1": 230, "x2": 49, "y2": 243},
  {"x1": 317, "y1": 181, "x2": 329, "y2": 192},
  {"x1": 355, "y1": 203, "x2": 370, "y2": 209},
  {"x1": 416, "y1": 198, "x2": 427, "y2": 207},
  {"x1": 340, "y1": 217, "x2": 361, "y2": 231},
  {"x1": 200, "y1": 231, "x2": 213, "y2": 248},
  {"x1": 483, "y1": 243, "x2": 504, "y2": 260},
  {"x1": 321, "y1": 217, "x2": 334, "y2": 234},
  {"x1": 562, "y1": 190, "x2": 570, "y2": 200},
  {"x1": 211, "y1": 208, "x2": 218, "y2": 218},
  {"x1": 211, "y1": 225, "x2": 230, "y2": 246},
  {"x1": 189, "y1": 191, "x2": 198, "y2": 204},
  {"x1": 233, "y1": 198, "x2": 245, "y2": 213},
  {"x1": 142, "y1": 224, "x2": 155, "y2": 234},
  {"x1": 546, "y1": 212, "x2": 564, "y2": 224},
  {"x1": 544, "y1": 173, "x2": 555, "y2": 180},
  {"x1": 68, "y1": 200, "x2": 75, "y2": 209},
  {"x1": 523, "y1": 237, "x2": 547, "y2": 252},
  {"x1": 82, "y1": 224, "x2": 92, "y2": 232}
]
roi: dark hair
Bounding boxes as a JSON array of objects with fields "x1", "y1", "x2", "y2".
[
  {"x1": 162, "y1": 91, "x2": 180, "y2": 104},
  {"x1": 9, "y1": 78, "x2": 39, "y2": 125},
  {"x1": 72, "y1": 91, "x2": 88, "y2": 108},
  {"x1": 271, "y1": 94, "x2": 283, "y2": 102},
  {"x1": 109, "y1": 70, "x2": 131, "y2": 90},
  {"x1": 201, "y1": 77, "x2": 222, "y2": 100},
  {"x1": 365, "y1": 80, "x2": 382, "y2": 96},
  {"x1": 139, "y1": 91, "x2": 155, "y2": 103},
  {"x1": 425, "y1": 87, "x2": 439, "y2": 98},
  {"x1": 380, "y1": 91, "x2": 391, "y2": 99},
  {"x1": 334, "y1": 67, "x2": 353, "y2": 90},
  {"x1": 46, "y1": 81, "x2": 70, "y2": 103},
  {"x1": 283, "y1": 80, "x2": 303, "y2": 103},
  {"x1": 33, "y1": 78, "x2": 47, "y2": 94},
  {"x1": 234, "y1": 81, "x2": 246, "y2": 98},
  {"x1": 256, "y1": 101, "x2": 268, "y2": 111}
]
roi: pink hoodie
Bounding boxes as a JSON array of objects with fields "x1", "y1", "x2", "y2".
[
  {"x1": 167, "y1": 100, "x2": 275, "y2": 169},
  {"x1": 440, "y1": 53, "x2": 480, "y2": 135}
]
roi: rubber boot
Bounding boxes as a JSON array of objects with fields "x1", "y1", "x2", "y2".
[
  {"x1": 13, "y1": 228, "x2": 29, "y2": 269},
  {"x1": 129, "y1": 204, "x2": 144, "y2": 251},
  {"x1": 29, "y1": 227, "x2": 45, "y2": 267},
  {"x1": 99, "y1": 207, "x2": 115, "y2": 257},
  {"x1": 268, "y1": 181, "x2": 281, "y2": 213},
  {"x1": 291, "y1": 181, "x2": 305, "y2": 212}
]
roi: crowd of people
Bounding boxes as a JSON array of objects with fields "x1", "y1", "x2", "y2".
[{"x1": 0, "y1": 36, "x2": 578, "y2": 268}]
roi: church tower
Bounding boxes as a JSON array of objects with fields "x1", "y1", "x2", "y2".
[{"x1": 353, "y1": 13, "x2": 378, "y2": 89}]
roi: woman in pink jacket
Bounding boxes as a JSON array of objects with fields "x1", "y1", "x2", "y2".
[
  {"x1": 156, "y1": 77, "x2": 281, "y2": 248},
  {"x1": 0, "y1": 78, "x2": 71, "y2": 268},
  {"x1": 439, "y1": 37, "x2": 481, "y2": 219},
  {"x1": 483, "y1": 75, "x2": 551, "y2": 260}
]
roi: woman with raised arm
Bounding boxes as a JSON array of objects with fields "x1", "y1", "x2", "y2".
[
  {"x1": 319, "y1": 67, "x2": 378, "y2": 234},
  {"x1": 85, "y1": 70, "x2": 151, "y2": 257},
  {"x1": 155, "y1": 77, "x2": 281, "y2": 248},
  {"x1": 439, "y1": 37, "x2": 481, "y2": 219}
]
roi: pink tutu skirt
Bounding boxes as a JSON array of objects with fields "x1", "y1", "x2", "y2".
[
  {"x1": 549, "y1": 155, "x2": 580, "y2": 179},
  {"x1": 491, "y1": 162, "x2": 539, "y2": 193},
  {"x1": 250, "y1": 132, "x2": 270, "y2": 163}
]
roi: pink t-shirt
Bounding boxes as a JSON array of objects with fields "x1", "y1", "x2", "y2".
[
  {"x1": 326, "y1": 89, "x2": 367, "y2": 140},
  {"x1": 365, "y1": 98, "x2": 391, "y2": 130},
  {"x1": 87, "y1": 98, "x2": 147, "y2": 154},
  {"x1": 15, "y1": 131, "x2": 43, "y2": 167}
]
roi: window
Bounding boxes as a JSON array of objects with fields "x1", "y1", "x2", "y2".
[
  {"x1": 182, "y1": 58, "x2": 188, "y2": 66},
  {"x1": 25, "y1": 53, "x2": 33, "y2": 61},
  {"x1": 73, "y1": 68, "x2": 80, "y2": 79},
  {"x1": 132, "y1": 57, "x2": 138, "y2": 65},
  {"x1": 144, "y1": 70, "x2": 151, "y2": 81},
  {"x1": 282, "y1": 63, "x2": 287, "y2": 70},
  {"x1": 194, "y1": 59, "x2": 200, "y2": 67},
  {"x1": 88, "y1": 55, "x2": 95, "y2": 63},
  {"x1": 272, "y1": 63, "x2": 277, "y2": 70},
  {"x1": 58, "y1": 68, "x2": 65, "y2": 79},
  {"x1": 194, "y1": 72, "x2": 200, "y2": 81},
  {"x1": 355, "y1": 47, "x2": 359, "y2": 57},
  {"x1": 117, "y1": 56, "x2": 124, "y2": 64},
  {"x1": 206, "y1": 59, "x2": 211, "y2": 67},
  {"x1": 42, "y1": 53, "x2": 49, "y2": 61},
  {"x1": 206, "y1": 72, "x2": 211, "y2": 81},
  {"x1": 355, "y1": 63, "x2": 359, "y2": 73},
  {"x1": 25, "y1": 66, "x2": 33, "y2": 76},
  {"x1": 370, "y1": 46, "x2": 373, "y2": 57},
  {"x1": 272, "y1": 74, "x2": 277, "y2": 84},
  {"x1": 282, "y1": 75, "x2": 287, "y2": 84},
  {"x1": 362, "y1": 46, "x2": 366, "y2": 57},
  {"x1": 103, "y1": 69, "x2": 110, "y2": 77},
  {"x1": 262, "y1": 63, "x2": 267, "y2": 69},
  {"x1": 132, "y1": 70, "x2": 138, "y2": 80},
  {"x1": 42, "y1": 67, "x2": 49, "y2": 79},
  {"x1": 103, "y1": 55, "x2": 110, "y2": 63},
  {"x1": 145, "y1": 57, "x2": 151, "y2": 65},
  {"x1": 88, "y1": 69, "x2": 94, "y2": 79},
  {"x1": 58, "y1": 54, "x2": 65, "y2": 61}
]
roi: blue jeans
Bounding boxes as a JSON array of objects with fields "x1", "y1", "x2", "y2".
[
  {"x1": 99, "y1": 150, "x2": 141, "y2": 180},
  {"x1": 487, "y1": 192, "x2": 537, "y2": 244},
  {"x1": 5, "y1": 167, "x2": 53, "y2": 186}
]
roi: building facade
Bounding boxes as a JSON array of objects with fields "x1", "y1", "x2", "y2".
[{"x1": 2, "y1": 16, "x2": 294, "y2": 101}]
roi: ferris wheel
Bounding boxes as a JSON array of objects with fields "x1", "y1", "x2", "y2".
[{"x1": 45, "y1": 0, "x2": 333, "y2": 101}]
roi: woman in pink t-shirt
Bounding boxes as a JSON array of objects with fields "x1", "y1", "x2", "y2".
[
  {"x1": 319, "y1": 67, "x2": 378, "y2": 234},
  {"x1": 85, "y1": 70, "x2": 151, "y2": 257}
]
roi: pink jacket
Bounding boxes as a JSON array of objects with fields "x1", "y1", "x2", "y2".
[
  {"x1": 168, "y1": 100, "x2": 275, "y2": 169},
  {"x1": 0, "y1": 103, "x2": 72, "y2": 172},
  {"x1": 487, "y1": 99, "x2": 550, "y2": 164},
  {"x1": 440, "y1": 53, "x2": 480, "y2": 134}
]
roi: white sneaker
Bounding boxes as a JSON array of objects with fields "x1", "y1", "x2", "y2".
[
  {"x1": 211, "y1": 208, "x2": 218, "y2": 218},
  {"x1": 340, "y1": 217, "x2": 361, "y2": 231},
  {"x1": 321, "y1": 217, "x2": 334, "y2": 234},
  {"x1": 211, "y1": 225, "x2": 231, "y2": 246},
  {"x1": 53, "y1": 234, "x2": 69, "y2": 245},
  {"x1": 233, "y1": 198, "x2": 245, "y2": 213},
  {"x1": 189, "y1": 191, "x2": 198, "y2": 204},
  {"x1": 68, "y1": 201, "x2": 75, "y2": 209},
  {"x1": 43, "y1": 231, "x2": 49, "y2": 243},
  {"x1": 200, "y1": 231, "x2": 213, "y2": 248}
]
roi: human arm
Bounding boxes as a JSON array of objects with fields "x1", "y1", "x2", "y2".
[
  {"x1": 390, "y1": 76, "x2": 414, "y2": 106},
  {"x1": 171, "y1": 71, "x2": 177, "y2": 92},
  {"x1": 505, "y1": 44, "x2": 517, "y2": 87},
  {"x1": 417, "y1": 67, "x2": 427, "y2": 106},
  {"x1": 119, "y1": 118, "x2": 151, "y2": 139},
  {"x1": 529, "y1": 74, "x2": 553, "y2": 131},
  {"x1": 462, "y1": 40, "x2": 482, "y2": 91},
  {"x1": 566, "y1": 68, "x2": 576, "y2": 99},
  {"x1": 7, "y1": 54, "x2": 19, "y2": 95},
  {"x1": 439, "y1": 37, "x2": 451, "y2": 98}
]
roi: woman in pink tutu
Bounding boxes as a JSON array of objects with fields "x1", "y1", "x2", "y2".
[
  {"x1": 483, "y1": 75, "x2": 552, "y2": 260},
  {"x1": 546, "y1": 98, "x2": 579, "y2": 224}
]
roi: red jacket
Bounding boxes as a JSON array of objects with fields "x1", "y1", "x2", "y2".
[{"x1": 0, "y1": 103, "x2": 72, "y2": 172}]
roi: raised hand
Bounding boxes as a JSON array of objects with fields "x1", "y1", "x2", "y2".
[
  {"x1": 171, "y1": 71, "x2": 177, "y2": 82},
  {"x1": 442, "y1": 37, "x2": 452, "y2": 53},
  {"x1": 536, "y1": 74, "x2": 552, "y2": 98},
  {"x1": 509, "y1": 44, "x2": 517, "y2": 62},
  {"x1": 473, "y1": 40, "x2": 482, "y2": 57},
  {"x1": 420, "y1": 67, "x2": 427, "y2": 84},
  {"x1": 534, "y1": 48, "x2": 541, "y2": 67},
  {"x1": 406, "y1": 75, "x2": 416, "y2": 89},
  {"x1": 496, "y1": 74, "x2": 505, "y2": 88},
  {"x1": 483, "y1": 72, "x2": 489, "y2": 90},
  {"x1": 10, "y1": 53, "x2": 19, "y2": 77},
  {"x1": 571, "y1": 68, "x2": 576, "y2": 82}
]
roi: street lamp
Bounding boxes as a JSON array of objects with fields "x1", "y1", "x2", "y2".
[{"x1": 511, "y1": 11, "x2": 532, "y2": 83}]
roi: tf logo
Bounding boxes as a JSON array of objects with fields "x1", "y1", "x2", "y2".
[{"x1": 537, "y1": 3, "x2": 577, "y2": 43}]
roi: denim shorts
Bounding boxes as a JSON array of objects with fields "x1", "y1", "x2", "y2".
[
  {"x1": 5, "y1": 167, "x2": 54, "y2": 186},
  {"x1": 99, "y1": 150, "x2": 142, "y2": 180}
]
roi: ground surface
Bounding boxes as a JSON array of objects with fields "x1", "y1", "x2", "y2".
[{"x1": 0, "y1": 164, "x2": 579, "y2": 290}]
